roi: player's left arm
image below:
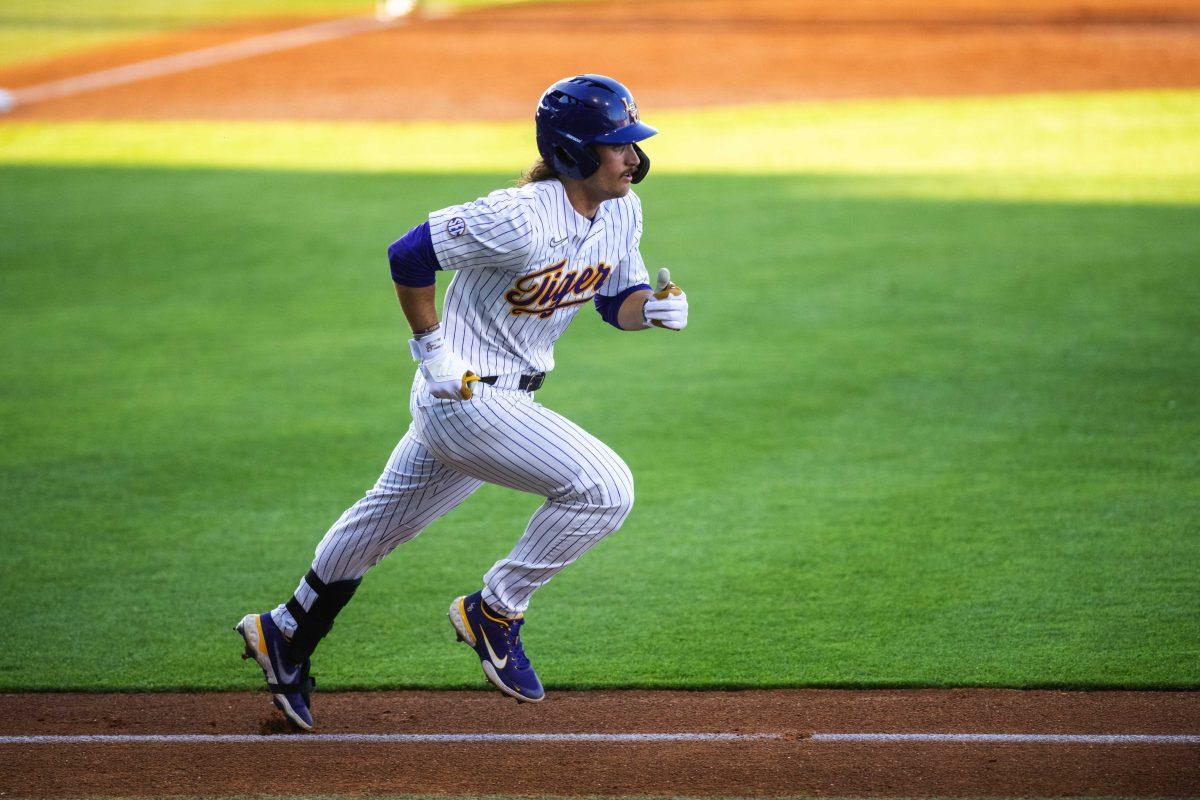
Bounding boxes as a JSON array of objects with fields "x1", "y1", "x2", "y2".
[
  {"x1": 638, "y1": 267, "x2": 687, "y2": 331},
  {"x1": 603, "y1": 268, "x2": 687, "y2": 331},
  {"x1": 596, "y1": 193, "x2": 687, "y2": 331},
  {"x1": 612, "y1": 288, "x2": 653, "y2": 330}
]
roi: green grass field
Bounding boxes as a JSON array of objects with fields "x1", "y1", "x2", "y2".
[{"x1": 1, "y1": 91, "x2": 1197, "y2": 691}]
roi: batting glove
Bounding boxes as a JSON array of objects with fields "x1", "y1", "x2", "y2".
[
  {"x1": 409, "y1": 329, "x2": 480, "y2": 401},
  {"x1": 643, "y1": 268, "x2": 688, "y2": 331}
]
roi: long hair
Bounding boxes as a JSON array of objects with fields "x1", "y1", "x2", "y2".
[{"x1": 518, "y1": 157, "x2": 559, "y2": 186}]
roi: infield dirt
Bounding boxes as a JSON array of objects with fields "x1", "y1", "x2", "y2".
[
  {"x1": 1, "y1": 0, "x2": 1199, "y2": 120},
  {"x1": 3, "y1": 689, "x2": 1200, "y2": 796}
]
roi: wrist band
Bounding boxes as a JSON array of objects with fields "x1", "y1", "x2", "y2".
[{"x1": 413, "y1": 322, "x2": 441, "y2": 338}]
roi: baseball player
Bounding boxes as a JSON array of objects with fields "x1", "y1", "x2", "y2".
[{"x1": 236, "y1": 74, "x2": 688, "y2": 729}]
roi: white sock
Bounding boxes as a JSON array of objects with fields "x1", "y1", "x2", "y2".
[{"x1": 269, "y1": 604, "x2": 298, "y2": 638}]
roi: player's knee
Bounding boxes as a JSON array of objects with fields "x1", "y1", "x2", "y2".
[
  {"x1": 594, "y1": 460, "x2": 635, "y2": 523},
  {"x1": 556, "y1": 456, "x2": 634, "y2": 525}
]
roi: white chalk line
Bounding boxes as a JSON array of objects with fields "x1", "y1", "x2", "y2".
[
  {"x1": 0, "y1": 732, "x2": 777, "y2": 744},
  {"x1": 811, "y1": 733, "x2": 1200, "y2": 744},
  {"x1": 1, "y1": 732, "x2": 1198, "y2": 745},
  {"x1": 4, "y1": 14, "x2": 401, "y2": 109}
]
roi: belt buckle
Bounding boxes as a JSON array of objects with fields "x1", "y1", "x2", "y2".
[{"x1": 525, "y1": 372, "x2": 545, "y2": 392}]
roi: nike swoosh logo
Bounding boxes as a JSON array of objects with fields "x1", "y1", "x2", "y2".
[
  {"x1": 480, "y1": 628, "x2": 508, "y2": 670},
  {"x1": 549, "y1": 236, "x2": 567, "y2": 247}
]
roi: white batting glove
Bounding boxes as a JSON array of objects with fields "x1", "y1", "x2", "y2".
[
  {"x1": 643, "y1": 267, "x2": 688, "y2": 331},
  {"x1": 409, "y1": 329, "x2": 480, "y2": 401}
]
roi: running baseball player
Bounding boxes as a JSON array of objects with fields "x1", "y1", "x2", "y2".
[{"x1": 236, "y1": 74, "x2": 688, "y2": 729}]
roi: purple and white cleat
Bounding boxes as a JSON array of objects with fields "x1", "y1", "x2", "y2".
[
  {"x1": 449, "y1": 590, "x2": 544, "y2": 703},
  {"x1": 235, "y1": 612, "x2": 315, "y2": 729}
]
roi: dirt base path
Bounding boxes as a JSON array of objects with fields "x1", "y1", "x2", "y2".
[
  {"x1": 2, "y1": 0, "x2": 1200, "y2": 121},
  {"x1": 2, "y1": 689, "x2": 1198, "y2": 796}
]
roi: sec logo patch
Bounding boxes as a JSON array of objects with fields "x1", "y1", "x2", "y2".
[{"x1": 447, "y1": 217, "x2": 466, "y2": 238}]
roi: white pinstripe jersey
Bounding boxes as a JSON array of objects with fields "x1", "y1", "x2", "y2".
[{"x1": 428, "y1": 179, "x2": 648, "y2": 376}]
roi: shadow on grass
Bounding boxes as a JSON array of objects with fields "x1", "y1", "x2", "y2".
[{"x1": 1, "y1": 165, "x2": 1197, "y2": 692}]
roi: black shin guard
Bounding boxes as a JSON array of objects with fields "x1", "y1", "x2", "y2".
[{"x1": 284, "y1": 569, "x2": 361, "y2": 664}]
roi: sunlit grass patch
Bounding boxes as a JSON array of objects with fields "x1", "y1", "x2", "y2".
[{"x1": 2, "y1": 91, "x2": 1197, "y2": 203}]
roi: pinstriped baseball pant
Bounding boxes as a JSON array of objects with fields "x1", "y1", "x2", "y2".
[{"x1": 291, "y1": 379, "x2": 634, "y2": 618}]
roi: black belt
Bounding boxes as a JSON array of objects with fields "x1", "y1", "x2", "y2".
[{"x1": 479, "y1": 372, "x2": 546, "y2": 392}]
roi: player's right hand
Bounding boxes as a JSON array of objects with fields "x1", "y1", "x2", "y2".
[
  {"x1": 409, "y1": 333, "x2": 481, "y2": 401},
  {"x1": 643, "y1": 267, "x2": 688, "y2": 331}
]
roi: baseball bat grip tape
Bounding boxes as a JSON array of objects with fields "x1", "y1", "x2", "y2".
[
  {"x1": 460, "y1": 371, "x2": 481, "y2": 400},
  {"x1": 651, "y1": 267, "x2": 682, "y2": 328}
]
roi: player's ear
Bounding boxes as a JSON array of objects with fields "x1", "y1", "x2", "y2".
[{"x1": 631, "y1": 143, "x2": 650, "y2": 184}]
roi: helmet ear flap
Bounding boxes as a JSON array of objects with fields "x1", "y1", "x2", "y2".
[
  {"x1": 631, "y1": 143, "x2": 650, "y2": 184},
  {"x1": 550, "y1": 142, "x2": 602, "y2": 180},
  {"x1": 552, "y1": 144, "x2": 579, "y2": 174}
]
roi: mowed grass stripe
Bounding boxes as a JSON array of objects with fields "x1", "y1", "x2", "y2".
[{"x1": 1, "y1": 91, "x2": 1197, "y2": 202}]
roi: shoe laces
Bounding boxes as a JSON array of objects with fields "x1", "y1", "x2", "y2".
[{"x1": 501, "y1": 618, "x2": 530, "y2": 670}]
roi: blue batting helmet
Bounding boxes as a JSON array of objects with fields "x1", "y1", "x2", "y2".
[{"x1": 535, "y1": 74, "x2": 657, "y2": 183}]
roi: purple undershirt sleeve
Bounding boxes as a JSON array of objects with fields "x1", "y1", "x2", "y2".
[
  {"x1": 388, "y1": 221, "x2": 441, "y2": 287},
  {"x1": 594, "y1": 282, "x2": 651, "y2": 329}
]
